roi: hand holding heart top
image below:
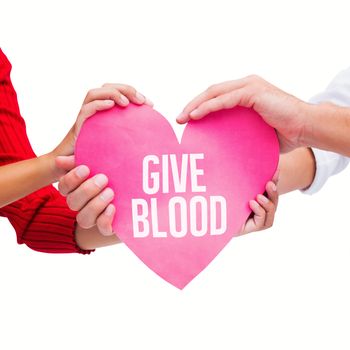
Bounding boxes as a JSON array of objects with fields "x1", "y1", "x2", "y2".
[
  {"x1": 177, "y1": 75, "x2": 350, "y2": 157},
  {"x1": 177, "y1": 75, "x2": 309, "y2": 153}
]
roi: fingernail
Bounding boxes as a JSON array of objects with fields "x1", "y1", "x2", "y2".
[
  {"x1": 100, "y1": 188, "x2": 114, "y2": 201},
  {"x1": 273, "y1": 169, "x2": 280, "y2": 183},
  {"x1": 136, "y1": 91, "x2": 145, "y2": 103},
  {"x1": 271, "y1": 182, "x2": 277, "y2": 192},
  {"x1": 55, "y1": 155, "x2": 65, "y2": 162},
  {"x1": 250, "y1": 200, "x2": 259, "y2": 210},
  {"x1": 176, "y1": 112, "x2": 186, "y2": 122},
  {"x1": 76, "y1": 165, "x2": 90, "y2": 178},
  {"x1": 94, "y1": 174, "x2": 108, "y2": 188},
  {"x1": 119, "y1": 95, "x2": 129, "y2": 106},
  {"x1": 145, "y1": 98, "x2": 154, "y2": 106},
  {"x1": 104, "y1": 100, "x2": 114, "y2": 106},
  {"x1": 105, "y1": 204, "x2": 115, "y2": 216},
  {"x1": 190, "y1": 109, "x2": 200, "y2": 117},
  {"x1": 258, "y1": 194, "x2": 269, "y2": 204}
]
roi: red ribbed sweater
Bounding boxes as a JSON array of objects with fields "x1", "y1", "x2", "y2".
[{"x1": 0, "y1": 48, "x2": 92, "y2": 254}]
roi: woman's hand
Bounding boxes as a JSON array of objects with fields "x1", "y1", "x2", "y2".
[
  {"x1": 177, "y1": 75, "x2": 311, "y2": 153},
  {"x1": 56, "y1": 157, "x2": 115, "y2": 236},
  {"x1": 52, "y1": 83, "x2": 153, "y2": 160},
  {"x1": 53, "y1": 83, "x2": 153, "y2": 236},
  {"x1": 239, "y1": 171, "x2": 279, "y2": 235}
]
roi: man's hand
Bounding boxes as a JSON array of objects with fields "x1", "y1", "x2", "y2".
[{"x1": 177, "y1": 75, "x2": 310, "y2": 153}]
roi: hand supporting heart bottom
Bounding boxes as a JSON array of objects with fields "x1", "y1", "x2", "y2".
[{"x1": 75, "y1": 104, "x2": 279, "y2": 289}]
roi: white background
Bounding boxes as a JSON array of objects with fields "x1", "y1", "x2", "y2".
[{"x1": 1, "y1": 0, "x2": 350, "y2": 349}]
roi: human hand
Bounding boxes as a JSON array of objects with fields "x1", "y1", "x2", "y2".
[
  {"x1": 56, "y1": 156, "x2": 115, "y2": 236},
  {"x1": 53, "y1": 83, "x2": 153, "y2": 159},
  {"x1": 239, "y1": 171, "x2": 279, "y2": 235},
  {"x1": 53, "y1": 83, "x2": 152, "y2": 235},
  {"x1": 177, "y1": 75, "x2": 310, "y2": 153}
]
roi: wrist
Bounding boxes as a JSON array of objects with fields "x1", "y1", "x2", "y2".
[
  {"x1": 41, "y1": 151, "x2": 63, "y2": 183},
  {"x1": 52, "y1": 126, "x2": 76, "y2": 158},
  {"x1": 75, "y1": 225, "x2": 120, "y2": 250},
  {"x1": 278, "y1": 98, "x2": 313, "y2": 152},
  {"x1": 298, "y1": 102, "x2": 323, "y2": 148}
]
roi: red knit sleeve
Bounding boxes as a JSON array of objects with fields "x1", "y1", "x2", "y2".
[{"x1": 0, "y1": 48, "x2": 93, "y2": 254}]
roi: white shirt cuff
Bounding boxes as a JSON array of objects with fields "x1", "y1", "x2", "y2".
[
  {"x1": 302, "y1": 148, "x2": 350, "y2": 195},
  {"x1": 301, "y1": 67, "x2": 350, "y2": 195}
]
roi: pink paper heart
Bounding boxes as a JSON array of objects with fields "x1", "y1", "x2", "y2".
[{"x1": 75, "y1": 104, "x2": 279, "y2": 289}]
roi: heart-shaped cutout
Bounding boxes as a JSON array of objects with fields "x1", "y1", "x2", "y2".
[{"x1": 75, "y1": 104, "x2": 279, "y2": 289}]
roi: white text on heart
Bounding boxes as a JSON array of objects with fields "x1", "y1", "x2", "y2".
[{"x1": 131, "y1": 153, "x2": 227, "y2": 238}]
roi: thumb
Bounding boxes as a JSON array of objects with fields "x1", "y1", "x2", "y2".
[{"x1": 55, "y1": 155, "x2": 76, "y2": 172}]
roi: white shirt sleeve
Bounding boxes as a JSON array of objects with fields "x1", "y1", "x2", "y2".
[{"x1": 302, "y1": 67, "x2": 350, "y2": 195}]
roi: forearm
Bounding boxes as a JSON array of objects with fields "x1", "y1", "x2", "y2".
[
  {"x1": 277, "y1": 147, "x2": 316, "y2": 195},
  {"x1": 0, "y1": 152, "x2": 60, "y2": 208},
  {"x1": 75, "y1": 225, "x2": 120, "y2": 250},
  {"x1": 301, "y1": 103, "x2": 350, "y2": 157}
]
